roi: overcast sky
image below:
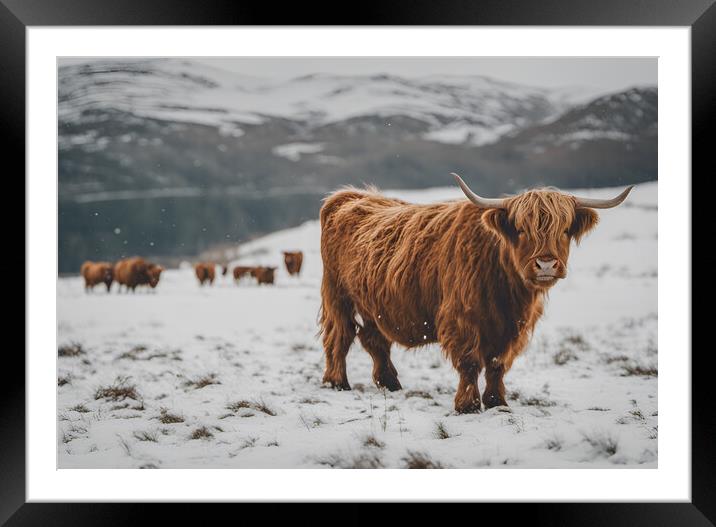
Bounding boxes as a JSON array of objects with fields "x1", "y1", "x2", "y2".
[
  {"x1": 61, "y1": 56, "x2": 656, "y2": 92},
  {"x1": 197, "y1": 57, "x2": 656, "y2": 91}
]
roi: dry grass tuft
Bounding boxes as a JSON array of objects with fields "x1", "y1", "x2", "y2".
[
  {"x1": 190, "y1": 426, "x2": 214, "y2": 440},
  {"x1": 133, "y1": 430, "x2": 158, "y2": 442},
  {"x1": 157, "y1": 408, "x2": 184, "y2": 424},
  {"x1": 239, "y1": 437, "x2": 258, "y2": 449},
  {"x1": 318, "y1": 452, "x2": 384, "y2": 469},
  {"x1": 185, "y1": 374, "x2": 220, "y2": 389},
  {"x1": 402, "y1": 451, "x2": 445, "y2": 469},
  {"x1": 226, "y1": 399, "x2": 276, "y2": 416},
  {"x1": 404, "y1": 390, "x2": 433, "y2": 400},
  {"x1": 582, "y1": 431, "x2": 619, "y2": 457},
  {"x1": 544, "y1": 435, "x2": 564, "y2": 451},
  {"x1": 553, "y1": 348, "x2": 577, "y2": 366},
  {"x1": 520, "y1": 395, "x2": 557, "y2": 408},
  {"x1": 95, "y1": 377, "x2": 140, "y2": 401},
  {"x1": 362, "y1": 435, "x2": 386, "y2": 449},
  {"x1": 553, "y1": 333, "x2": 589, "y2": 365},
  {"x1": 434, "y1": 421, "x2": 452, "y2": 440},
  {"x1": 621, "y1": 363, "x2": 658, "y2": 377},
  {"x1": 299, "y1": 397, "x2": 326, "y2": 405},
  {"x1": 58, "y1": 342, "x2": 85, "y2": 357},
  {"x1": 69, "y1": 404, "x2": 90, "y2": 413},
  {"x1": 58, "y1": 375, "x2": 71, "y2": 387}
]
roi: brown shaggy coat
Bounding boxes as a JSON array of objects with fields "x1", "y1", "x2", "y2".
[
  {"x1": 80, "y1": 261, "x2": 114, "y2": 292},
  {"x1": 147, "y1": 263, "x2": 163, "y2": 288},
  {"x1": 194, "y1": 262, "x2": 216, "y2": 285},
  {"x1": 283, "y1": 251, "x2": 304, "y2": 276},
  {"x1": 319, "y1": 186, "x2": 602, "y2": 413},
  {"x1": 251, "y1": 266, "x2": 277, "y2": 285},
  {"x1": 114, "y1": 257, "x2": 163, "y2": 292},
  {"x1": 232, "y1": 266, "x2": 254, "y2": 281}
]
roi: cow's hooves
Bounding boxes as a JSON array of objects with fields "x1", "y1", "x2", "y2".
[
  {"x1": 375, "y1": 374, "x2": 402, "y2": 392},
  {"x1": 483, "y1": 394, "x2": 508, "y2": 410},
  {"x1": 454, "y1": 401, "x2": 482, "y2": 414},
  {"x1": 322, "y1": 379, "x2": 351, "y2": 391}
]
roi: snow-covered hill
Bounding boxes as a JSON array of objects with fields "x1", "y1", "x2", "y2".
[
  {"x1": 59, "y1": 59, "x2": 587, "y2": 147},
  {"x1": 57, "y1": 182, "x2": 657, "y2": 468}
]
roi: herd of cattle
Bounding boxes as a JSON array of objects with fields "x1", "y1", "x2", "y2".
[{"x1": 80, "y1": 250, "x2": 304, "y2": 292}]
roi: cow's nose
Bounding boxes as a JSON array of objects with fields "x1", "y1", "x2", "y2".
[{"x1": 535, "y1": 258, "x2": 558, "y2": 271}]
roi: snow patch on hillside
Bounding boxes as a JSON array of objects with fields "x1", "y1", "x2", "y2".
[{"x1": 272, "y1": 143, "x2": 325, "y2": 161}]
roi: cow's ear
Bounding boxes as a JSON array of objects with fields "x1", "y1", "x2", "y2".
[
  {"x1": 570, "y1": 208, "x2": 599, "y2": 243},
  {"x1": 482, "y1": 209, "x2": 517, "y2": 244}
]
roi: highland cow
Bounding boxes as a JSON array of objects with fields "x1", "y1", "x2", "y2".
[
  {"x1": 232, "y1": 266, "x2": 253, "y2": 282},
  {"x1": 283, "y1": 251, "x2": 304, "y2": 276},
  {"x1": 80, "y1": 261, "x2": 114, "y2": 292},
  {"x1": 114, "y1": 257, "x2": 162, "y2": 292},
  {"x1": 251, "y1": 266, "x2": 277, "y2": 285},
  {"x1": 195, "y1": 262, "x2": 216, "y2": 286},
  {"x1": 319, "y1": 174, "x2": 633, "y2": 413},
  {"x1": 147, "y1": 263, "x2": 163, "y2": 289}
]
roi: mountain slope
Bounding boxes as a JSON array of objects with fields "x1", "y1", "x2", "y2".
[{"x1": 467, "y1": 87, "x2": 658, "y2": 189}]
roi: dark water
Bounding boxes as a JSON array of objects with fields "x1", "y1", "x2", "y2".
[{"x1": 58, "y1": 192, "x2": 324, "y2": 273}]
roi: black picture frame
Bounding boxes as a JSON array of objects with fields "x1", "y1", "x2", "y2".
[{"x1": 5, "y1": 0, "x2": 711, "y2": 524}]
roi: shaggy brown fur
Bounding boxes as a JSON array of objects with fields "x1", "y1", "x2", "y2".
[
  {"x1": 251, "y1": 266, "x2": 277, "y2": 285},
  {"x1": 232, "y1": 266, "x2": 253, "y2": 281},
  {"x1": 80, "y1": 261, "x2": 114, "y2": 292},
  {"x1": 147, "y1": 263, "x2": 163, "y2": 289},
  {"x1": 114, "y1": 257, "x2": 163, "y2": 292},
  {"x1": 194, "y1": 262, "x2": 216, "y2": 285},
  {"x1": 283, "y1": 251, "x2": 304, "y2": 276},
  {"x1": 319, "y1": 186, "x2": 605, "y2": 413}
]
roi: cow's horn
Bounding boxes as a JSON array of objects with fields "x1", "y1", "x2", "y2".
[
  {"x1": 573, "y1": 185, "x2": 635, "y2": 209},
  {"x1": 452, "y1": 173, "x2": 507, "y2": 209}
]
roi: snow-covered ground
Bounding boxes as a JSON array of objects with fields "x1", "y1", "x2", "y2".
[{"x1": 57, "y1": 182, "x2": 657, "y2": 468}]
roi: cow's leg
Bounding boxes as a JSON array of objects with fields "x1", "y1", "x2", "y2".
[
  {"x1": 453, "y1": 356, "x2": 482, "y2": 414},
  {"x1": 358, "y1": 318, "x2": 401, "y2": 391},
  {"x1": 438, "y1": 322, "x2": 482, "y2": 413},
  {"x1": 483, "y1": 357, "x2": 509, "y2": 409},
  {"x1": 320, "y1": 273, "x2": 355, "y2": 390}
]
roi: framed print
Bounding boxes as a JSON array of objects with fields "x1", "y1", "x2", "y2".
[{"x1": 5, "y1": 0, "x2": 711, "y2": 523}]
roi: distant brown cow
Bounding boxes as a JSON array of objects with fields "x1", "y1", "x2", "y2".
[
  {"x1": 283, "y1": 251, "x2": 304, "y2": 276},
  {"x1": 194, "y1": 262, "x2": 216, "y2": 285},
  {"x1": 251, "y1": 266, "x2": 277, "y2": 285},
  {"x1": 221, "y1": 264, "x2": 229, "y2": 276},
  {"x1": 147, "y1": 263, "x2": 163, "y2": 289},
  {"x1": 232, "y1": 266, "x2": 253, "y2": 281},
  {"x1": 114, "y1": 257, "x2": 163, "y2": 292},
  {"x1": 319, "y1": 174, "x2": 633, "y2": 413},
  {"x1": 80, "y1": 261, "x2": 114, "y2": 292}
]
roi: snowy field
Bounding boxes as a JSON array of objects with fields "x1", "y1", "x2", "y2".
[{"x1": 57, "y1": 182, "x2": 658, "y2": 469}]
